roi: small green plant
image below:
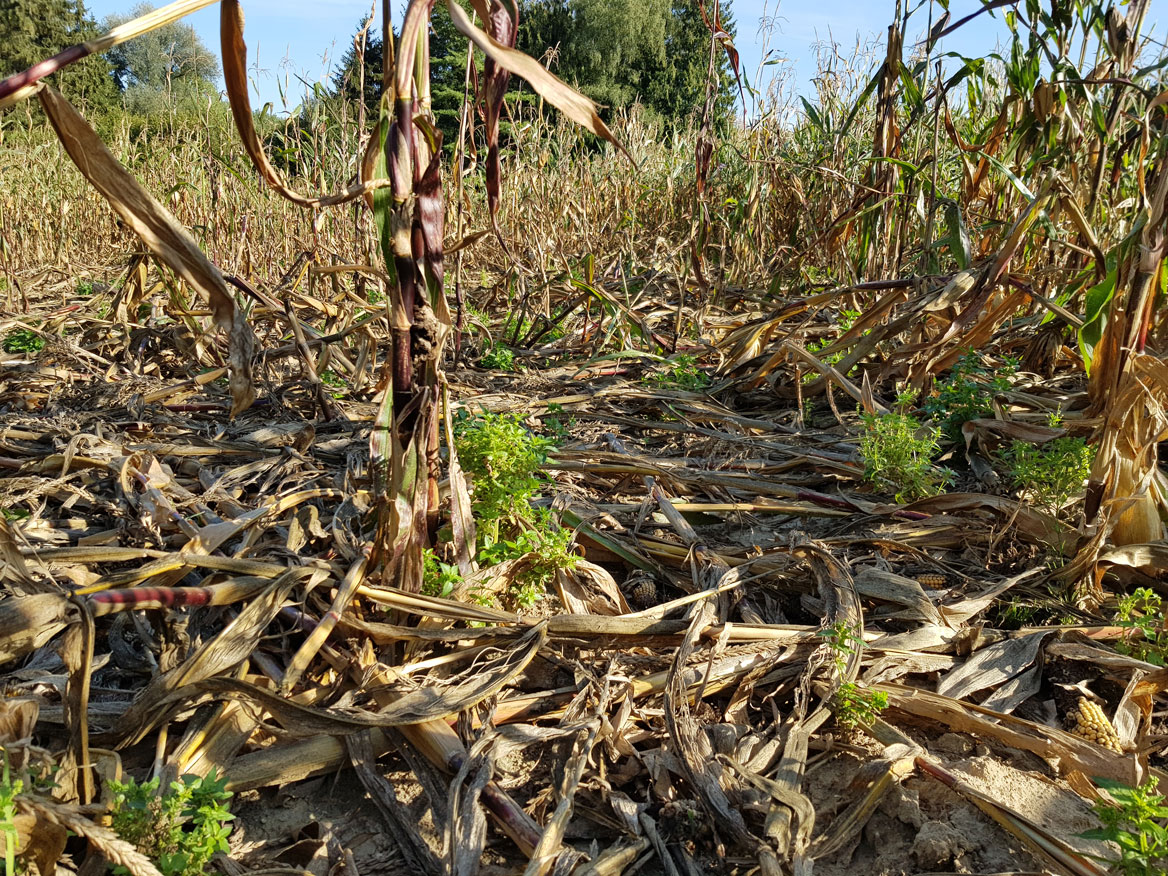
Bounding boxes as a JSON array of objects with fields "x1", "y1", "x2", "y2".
[
  {"x1": 645, "y1": 354, "x2": 709, "y2": 391},
  {"x1": 924, "y1": 351, "x2": 1016, "y2": 441},
  {"x1": 479, "y1": 343, "x2": 515, "y2": 371},
  {"x1": 453, "y1": 411, "x2": 574, "y2": 609},
  {"x1": 803, "y1": 336, "x2": 846, "y2": 382},
  {"x1": 454, "y1": 411, "x2": 556, "y2": 526},
  {"x1": 0, "y1": 752, "x2": 22, "y2": 876},
  {"x1": 858, "y1": 392, "x2": 948, "y2": 502},
  {"x1": 479, "y1": 510, "x2": 577, "y2": 607},
  {"x1": 543, "y1": 402, "x2": 574, "y2": 442},
  {"x1": 818, "y1": 621, "x2": 888, "y2": 731},
  {"x1": 1, "y1": 329, "x2": 44, "y2": 355},
  {"x1": 1003, "y1": 436, "x2": 1094, "y2": 517},
  {"x1": 423, "y1": 548, "x2": 461, "y2": 599},
  {"x1": 319, "y1": 369, "x2": 345, "y2": 388},
  {"x1": 838, "y1": 309, "x2": 861, "y2": 331},
  {"x1": 1081, "y1": 777, "x2": 1168, "y2": 876},
  {"x1": 75, "y1": 279, "x2": 95, "y2": 297},
  {"x1": 108, "y1": 771, "x2": 234, "y2": 876},
  {"x1": 1115, "y1": 588, "x2": 1168, "y2": 666}
]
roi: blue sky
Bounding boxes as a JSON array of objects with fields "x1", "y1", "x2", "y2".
[{"x1": 83, "y1": 0, "x2": 1016, "y2": 113}]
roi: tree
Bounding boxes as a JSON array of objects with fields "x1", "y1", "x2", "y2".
[
  {"x1": 429, "y1": 2, "x2": 472, "y2": 148},
  {"x1": 103, "y1": 2, "x2": 220, "y2": 115},
  {"x1": 0, "y1": 0, "x2": 117, "y2": 112},
  {"x1": 331, "y1": 18, "x2": 384, "y2": 121},
  {"x1": 518, "y1": 0, "x2": 737, "y2": 130}
]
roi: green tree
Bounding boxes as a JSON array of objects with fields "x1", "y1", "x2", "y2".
[
  {"x1": 331, "y1": 19, "x2": 384, "y2": 121},
  {"x1": 518, "y1": 0, "x2": 737, "y2": 129},
  {"x1": 329, "y1": 8, "x2": 472, "y2": 151},
  {"x1": 0, "y1": 0, "x2": 117, "y2": 111},
  {"x1": 103, "y1": 2, "x2": 220, "y2": 115},
  {"x1": 429, "y1": 2, "x2": 472, "y2": 148}
]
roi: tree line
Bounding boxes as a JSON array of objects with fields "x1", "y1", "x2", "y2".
[{"x1": 0, "y1": 0, "x2": 737, "y2": 142}]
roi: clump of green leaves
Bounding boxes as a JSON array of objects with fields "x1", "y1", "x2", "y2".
[
  {"x1": 108, "y1": 771, "x2": 233, "y2": 876},
  {"x1": 859, "y1": 392, "x2": 949, "y2": 502},
  {"x1": 645, "y1": 354, "x2": 709, "y2": 391},
  {"x1": 455, "y1": 411, "x2": 556, "y2": 525},
  {"x1": 2, "y1": 329, "x2": 44, "y2": 355},
  {"x1": 803, "y1": 336, "x2": 846, "y2": 383},
  {"x1": 454, "y1": 411, "x2": 575, "y2": 607},
  {"x1": 0, "y1": 753, "x2": 22, "y2": 876},
  {"x1": 1003, "y1": 436, "x2": 1094, "y2": 517},
  {"x1": 479, "y1": 512, "x2": 577, "y2": 607},
  {"x1": 543, "y1": 402, "x2": 574, "y2": 442},
  {"x1": 818, "y1": 621, "x2": 888, "y2": 731},
  {"x1": 924, "y1": 351, "x2": 1016, "y2": 441},
  {"x1": 479, "y1": 343, "x2": 515, "y2": 371},
  {"x1": 1081, "y1": 777, "x2": 1168, "y2": 876},
  {"x1": 76, "y1": 279, "x2": 95, "y2": 297},
  {"x1": 1115, "y1": 588, "x2": 1168, "y2": 666},
  {"x1": 422, "y1": 548, "x2": 461, "y2": 599}
]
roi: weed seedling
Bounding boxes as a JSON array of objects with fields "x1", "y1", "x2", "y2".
[
  {"x1": 453, "y1": 411, "x2": 574, "y2": 608},
  {"x1": 1115, "y1": 588, "x2": 1168, "y2": 666},
  {"x1": 543, "y1": 402, "x2": 574, "y2": 442},
  {"x1": 1002, "y1": 436, "x2": 1094, "y2": 518},
  {"x1": 422, "y1": 548, "x2": 461, "y2": 599},
  {"x1": 858, "y1": 392, "x2": 949, "y2": 502},
  {"x1": 645, "y1": 354, "x2": 709, "y2": 391},
  {"x1": 1, "y1": 329, "x2": 44, "y2": 355},
  {"x1": 479, "y1": 343, "x2": 515, "y2": 371},
  {"x1": 817, "y1": 621, "x2": 888, "y2": 731},
  {"x1": 1081, "y1": 777, "x2": 1168, "y2": 875},
  {"x1": 924, "y1": 351, "x2": 1016, "y2": 442},
  {"x1": 108, "y1": 770, "x2": 233, "y2": 876}
]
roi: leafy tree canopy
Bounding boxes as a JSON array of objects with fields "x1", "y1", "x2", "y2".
[
  {"x1": 328, "y1": 0, "x2": 736, "y2": 145},
  {"x1": 521, "y1": 0, "x2": 738, "y2": 129},
  {"x1": 103, "y1": 2, "x2": 221, "y2": 115}
]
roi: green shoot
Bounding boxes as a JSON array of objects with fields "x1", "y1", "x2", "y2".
[
  {"x1": 108, "y1": 770, "x2": 234, "y2": 876},
  {"x1": 1081, "y1": 777, "x2": 1168, "y2": 876}
]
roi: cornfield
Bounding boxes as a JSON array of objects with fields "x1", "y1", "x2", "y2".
[{"x1": 0, "y1": 0, "x2": 1167, "y2": 873}]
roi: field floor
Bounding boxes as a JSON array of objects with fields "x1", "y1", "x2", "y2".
[{"x1": 0, "y1": 266, "x2": 1157, "y2": 875}]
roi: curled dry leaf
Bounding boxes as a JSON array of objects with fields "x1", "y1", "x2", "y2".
[
  {"x1": 220, "y1": 0, "x2": 392, "y2": 209},
  {"x1": 445, "y1": 0, "x2": 626, "y2": 157}
]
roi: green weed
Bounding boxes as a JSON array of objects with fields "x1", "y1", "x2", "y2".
[
  {"x1": 479, "y1": 511, "x2": 577, "y2": 607},
  {"x1": 1115, "y1": 588, "x2": 1167, "y2": 667},
  {"x1": 108, "y1": 771, "x2": 233, "y2": 876},
  {"x1": 479, "y1": 343, "x2": 516, "y2": 371},
  {"x1": 453, "y1": 411, "x2": 573, "y2": 608},
  {"x1": 858, "y1": 394, "x2": 949, "y2": 502},
  {"x1": 924, "y1": 351, "x2": 1016, "y2": 442},
  {"x1": 1003, "y1": 436, "x2": 1094, "y2": 517},
  {"x1": 454, "y1": 411, "x2": 556, "y2": 525},
  {"x1": 0, "y1": 753, "x2": 21, "y2": 876},
  {"x1": 1, "y1": 329, "x2": 44, "y2": 355},
  {"x1": 817, "y1": 621, "x2": 887, "y2": 731},
  {"x1": 1081, "y1": 777, "x2": 1168, "y2": 876},
  {"x1": 645, "y1": 354, "x2": 709, "y2": 391},
  {"x1": 422, "y1": 548, "x2": 461, "y2": 599},
  {"x1": 543, "y1": 402, "x2": 574, "y2": 442},
  {"x1": 75, "y1": 279, "x2": 95, "y2": 297}
]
